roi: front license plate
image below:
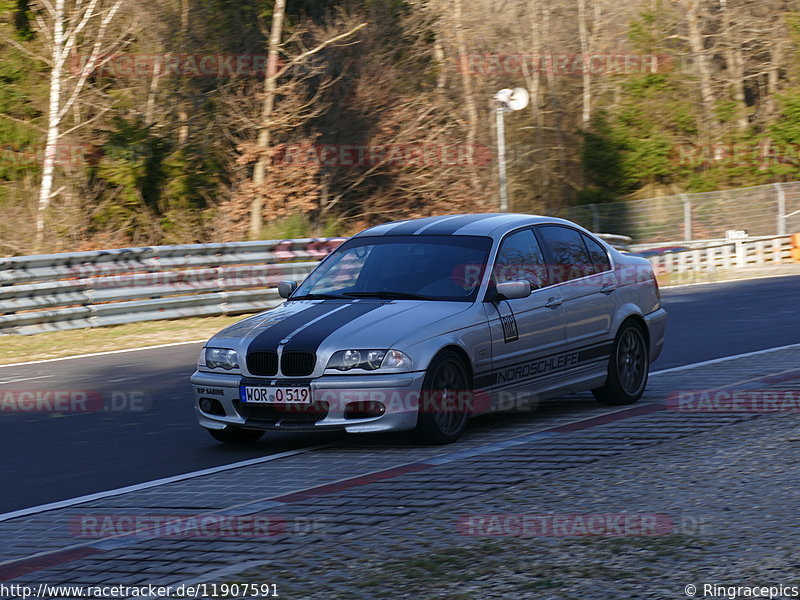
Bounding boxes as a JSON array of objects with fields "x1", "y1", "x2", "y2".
[{"x1": 240, "y1": 386, "x2": 312, "y2": 404}]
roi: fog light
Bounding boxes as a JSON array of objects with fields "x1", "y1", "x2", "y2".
[
  {"x1": 199, "y1": 397, "x2": 225, "y2": 416},
  {"x1": 344, "y1": 400, "x2": 386, "y2": 419}
]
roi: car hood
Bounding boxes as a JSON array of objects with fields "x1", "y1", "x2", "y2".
[{"x1": 209, "y1": 299, "x2": 474, "y2": 356}]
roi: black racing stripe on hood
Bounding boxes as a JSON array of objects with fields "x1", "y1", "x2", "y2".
[
  {"x1": 419, "y1": 214, "x2": 500, "y2": 235},
  {"x1": 247, "y1": 302, "x2": 345, "y2": 353},
  {"x1": 281, "y1": 301, "x2": 392, "y2": 355}
]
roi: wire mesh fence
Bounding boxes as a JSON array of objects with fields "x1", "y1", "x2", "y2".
[{"x1": 560, "y1": 182, "x2": 800, "y2": 244}]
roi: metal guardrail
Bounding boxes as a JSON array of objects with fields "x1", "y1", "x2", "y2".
[
  {"x1": 0, "y1": 239, "x2": 345, "y2": 335},
  {"x1": 644, "y1": 234, "x2": 794, "y2": 274},
  {"x1": 1, "y1": 231, "x2": 795, "y2": 336}
]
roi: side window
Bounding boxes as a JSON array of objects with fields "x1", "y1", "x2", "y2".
[
  {"x1": 537, "y1": 226, "x2": 594, "y2": 283},
  {"x1": 493, "y1": 229, "x2": 547, "y2": 289},
  {"x1": 582, "y1": 234, "x2": 611, "y2": 273}
]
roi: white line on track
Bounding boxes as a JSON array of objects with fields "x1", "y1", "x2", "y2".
[
  {"x1": 651, "y1": 342, "x2": 800, "y2": 375},
  {"x1": 0, "y1": 340, "x2": 206, "y2": 369},
  {"x1": 1, "y1": 338, "x2": 798, "y2": 522},
  {"x1": 0, "y1": 442, "x2": 338, "y2": 524},
  {"x1": 659, "y1": 271, "x2": 800, "y2": 290},
  {"x1": 0, "y1": 374, "x2": 53, "y2": 385},
  {"x1": 0, "y1": 271, "x2": 796, "y2": 368}
]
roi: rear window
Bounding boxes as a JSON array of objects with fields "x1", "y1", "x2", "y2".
[{"x1": 582, "y1": 234, "x2": 611, "y2": 273}]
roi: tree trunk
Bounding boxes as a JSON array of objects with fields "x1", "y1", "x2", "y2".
[
  {"x1": 35, "y1": 0, "x2": 65, "y2": 250},
  {"x1": 523, "y1": 0, "x2": 546, "y2": 208},
  {"x1": 719, "y1": 0, "x2": 748, "y2": 132},
  {"x1": 433, "y1": 31, "x2": 446, "y2": 93},
  {"x1": 452, "y1": 0, "x2": 480, "y2": 189},
  {"x1": 177, "y1": 0, "x2": 190, "y2": 145},
  {"x1": 541, "y1": 0, "x2": 568, "y2": 208},
  {"x1": 685, "y1": 0, "x2": 716, "y2": 135},
  {"x1": 577, "y1": 0, "x2": 591, "y2": 128},
  {"x1": 34, "y1": 0, "x2": 122, "y2": 250},
  {"x1": 249, "y1": 0, "x2": 286, "y2": 240},
  {"x1": 766, "y1": 38, "x2": 783, "y2": 119}
]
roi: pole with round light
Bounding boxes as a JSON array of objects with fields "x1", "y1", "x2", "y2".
[{"x1": 493, "y1": 87, "x2": 530, "y2": 212}]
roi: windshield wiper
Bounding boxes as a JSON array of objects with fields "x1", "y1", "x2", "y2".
[
  {"x1": 289, "y1": 293, "x2": 346, "y2": 300},
  {"x1": 343, "y1": 291, "x2": 436, "y2": 300}
]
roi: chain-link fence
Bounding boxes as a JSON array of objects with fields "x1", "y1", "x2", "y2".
[{"x1": 560, "y1": 182, "x2": 800, "y2": 244}]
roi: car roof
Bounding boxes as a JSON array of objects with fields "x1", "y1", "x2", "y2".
[{"x1": 353, "y1": 213, "x2": 584, "y2": 238}]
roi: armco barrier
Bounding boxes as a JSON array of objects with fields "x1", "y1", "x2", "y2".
[
  {"x1": 0, "y1": 232, "x2": 792, "y2": 336},
  {"x1": 644, "y1": 234, "x2": 793, "y2": 274},
  {"x1": 0, "y1": 239, "x2": 345, "y2": 335},
  {"x1": 792, "y1": 233, "x2": 800, "y2": 263}
]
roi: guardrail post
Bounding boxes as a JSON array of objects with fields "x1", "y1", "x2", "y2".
[
  {"x1": 772, "y1": 238, "x2": 783, "y2": 264},
  {"x1": 774, "y1": 182, "x2": 786, "y2": 236},
  {"x1": 680, "y1": 194, "x2": 692, "y2": 241},
  {"x1": 735, "y1": 240, "x2": 746, "y2": 268}
]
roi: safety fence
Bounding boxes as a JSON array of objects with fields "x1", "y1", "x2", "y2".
[
  {"x1": 0, "y1": 239, "x2": 344, "y2": 335},
  {"x1": 563, "y1": 181, "x2": 800, "y2": 243},
  {"x1": 1, "y1": 232, "x2": 798, "y2": 335}
]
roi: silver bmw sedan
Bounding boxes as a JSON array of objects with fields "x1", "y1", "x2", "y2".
[{"x1": 192, "y1": 213, "x2": 666, "y2": 444}]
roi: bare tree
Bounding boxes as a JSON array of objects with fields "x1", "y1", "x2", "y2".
[
  {"x1": 247, "y1": 1, "x2": 366, "y2": 239},
  {"x1": 30, "y1": 0, "x2": 129, "y2": 249}
]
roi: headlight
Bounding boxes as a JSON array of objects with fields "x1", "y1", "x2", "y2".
[
  {"x1": 205, "y1": 347, "x2": 239, "y2": 370},
  {"x1": 327, "y1": 349, "x2": 411, "y2": 371}
]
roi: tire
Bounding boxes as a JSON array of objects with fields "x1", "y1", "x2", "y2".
[
  {"x1": 207, "y1": 426, "x2": 265, "y2": 444},
  {"x1": 414, "y1": 350, "x2": 471, "y2": 444},
  {"x1": 592, "y1": 320, "x2": 649, "y2": 406}
]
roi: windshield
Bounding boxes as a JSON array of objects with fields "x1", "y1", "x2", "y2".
[{"x1": 292, "y1": 235, "x2": 493, "y2": 302}]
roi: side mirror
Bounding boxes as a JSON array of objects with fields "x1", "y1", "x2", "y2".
[
  {"x1": 495, "y1": 280, "x2": 531, "y2": 300},
  {"x1": 278, "y1": 280, "x2": 298, "y2": 299}
]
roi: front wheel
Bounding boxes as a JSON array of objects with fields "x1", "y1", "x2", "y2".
[
  {"x1": 414, "y1": 350, "x2": 471, "y2": 444},
  {"x1": 207, "y1": 426, "x2": 265, "y2": 444},
  {"x1": 592, "y1": 321, "x2": 649, "y2": 406}
]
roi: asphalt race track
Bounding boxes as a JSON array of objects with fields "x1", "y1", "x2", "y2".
[{"x1": 1, "y1": 274, "x2": 798, "y2": 514}]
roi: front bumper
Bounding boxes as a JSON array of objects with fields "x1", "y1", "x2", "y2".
[{"x1": 191, "y1": 370, "x2": 426, "y2": 433}]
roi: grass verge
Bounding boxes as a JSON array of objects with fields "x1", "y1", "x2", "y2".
[{"x1": 0, "y1": 315, "x2": 245, "y2": 365}]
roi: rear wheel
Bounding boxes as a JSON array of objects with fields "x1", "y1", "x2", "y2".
[
  {"x1": 207, "y1": 426, "x2": 265, "y2": 444},
  {"x1": 592, "y1": 321, "x2": 649, "y2": 406},
  {"x1": 414, "y1": 350, "x2": 471, "y2": 444}
]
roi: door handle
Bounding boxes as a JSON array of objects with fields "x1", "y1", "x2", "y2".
[
  {"x1": 600, "y1": 284, "x2": 617, "y2": 295},
  {"x1": 544, "y1": 296, "x2": 563, "y2": 308}
]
